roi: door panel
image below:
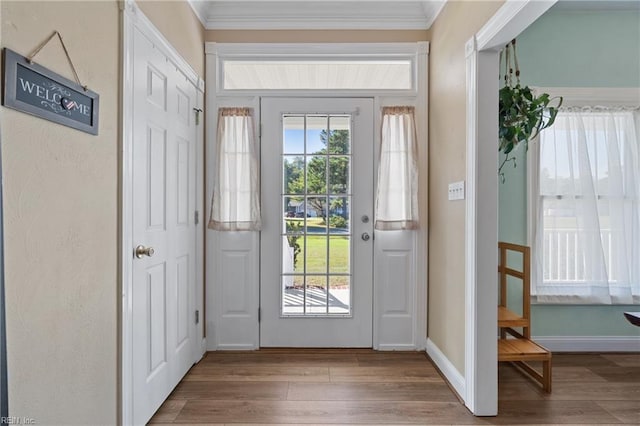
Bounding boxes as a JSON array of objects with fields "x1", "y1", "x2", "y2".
[
  {"x1": 132, "y1": 27, "x2": 197, "y2": 425},
  {"x1": 176, "y1": 255, "x2": 190, "y2": 346},
  {"x1": 374, "y1": 229, "x2": 417, "y2": 349},
  {"x1": 177, "y1": 139, "x2": 190, "y2": 225},
  {"x1": 260, "y1": 98, "x2": 374, "y2": 347},
  {"x1": 147, "y1": 263, "x2": 167, "y2": 374},
  {"x1": 148, "y1": 128, "x2": 167, "y2": 228}
]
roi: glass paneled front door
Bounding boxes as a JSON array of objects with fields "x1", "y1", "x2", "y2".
[{"x1": 261, "y1": 98, "x2": 374, "y2": 347}]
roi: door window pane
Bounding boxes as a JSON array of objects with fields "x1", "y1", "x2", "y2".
[
  {"x1": 329, "y1": 276, "x2": 350, "y2": 314},
  {"x1": 306, "y1": 276, "x2": 327, "y2": 314},
  {"x1": 282, "y1": 275, "x2": 305, "y2": 315},
  {"x1": 283, "y1": 116, "x2": 305, "y2": 154},
  {"x1": 283, "y1": 156, "x2": 305, "y2": 195},
  {"x1": 305, "y1": 236, "x2": 327, "y2": 274},
  {"x1": 305, "y1": 196, "x2": 327, "y2": 233},
  {"x1": 306, "y1": 156, "x2": 327, "y2": 194},
  {"x1": 329, "y1": 196, "x2": 350, "y2": 234},
  {"x1": 329, "y1": 116, "x2": 351, "y2": 154},
  {"x1": 329, "y1": 157, "x2": 349, "y2": 194},
  {"x1": 329, "y1": 236, "x2": 350, "y2": 274}
]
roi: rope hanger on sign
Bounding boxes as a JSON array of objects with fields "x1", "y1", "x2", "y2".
[{"x1": 27, "y1": 30, "x2": 88, "y2": 92}]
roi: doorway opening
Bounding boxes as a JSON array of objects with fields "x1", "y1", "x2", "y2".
[
  {"x1": 205, "y1": 42, "x2": 429, "y2": 351},
  {"x1": 464, "y1": 0, "x2": 559, "y2": 415}
]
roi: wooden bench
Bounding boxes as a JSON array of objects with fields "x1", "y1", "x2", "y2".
[{"x1": 498, "y1": 242, "x2": 552, "y2": 392}]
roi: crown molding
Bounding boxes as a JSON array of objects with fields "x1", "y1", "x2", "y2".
[
  {"x1": 190, "y1": 1, "x2": 447, "y2": 30},
  {"x1": 422, "y1": 0, "x2": 447, "y2": 29},
  {"x1": 188, "y1": 0, "x2": 209, "y2": 27},
  {"x1": 206, "y1": 42, "x2": 427, "y2": 56}
]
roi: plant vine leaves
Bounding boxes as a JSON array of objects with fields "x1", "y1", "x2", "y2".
[{"x1": 498, "y1": 83, "x2": 563, "y2": 179}]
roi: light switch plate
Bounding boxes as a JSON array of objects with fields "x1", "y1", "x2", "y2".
[{"x1": 448, "y1": 181, "x2": 465, "y2": 201}]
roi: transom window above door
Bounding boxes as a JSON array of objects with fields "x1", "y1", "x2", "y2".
[
  {"x1": 210, "y1": 42, "x2": 426, "y2": 94},
  {"x1": 222, "y1": 60, "x2": 413, "y2": 90}
]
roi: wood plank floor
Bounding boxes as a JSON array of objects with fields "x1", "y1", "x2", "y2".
[{"x1": 149, "y1": 350, "x2": 640, "y2": 425}]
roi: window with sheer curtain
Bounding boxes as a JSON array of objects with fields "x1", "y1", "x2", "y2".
[
  {"x1": 374, "y1": 106, "x2": 419, "y2": 230},
  {"x1": 532, "y1": 107, "x2": 640, "y2": 304},
  {"x1": 208, "y1": 107, "x2": 261, "y2": 231}
]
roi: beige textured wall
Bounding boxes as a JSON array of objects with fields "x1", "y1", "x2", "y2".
[
  {"x1": 205, "y1": 29, "x2": 429, "y2": 43},
  {"x1": 138, "y1": 0, "x2": 205, "y2": 76},
  {"x1": 428, "y1": 0, "x2": 503, "y2": 373},
  {"x1": 1, "y1": 0, "x2": 204, "y2": 423},
  {"x1": 1, "y1": 1, "x2": 119, "y2": 423}
]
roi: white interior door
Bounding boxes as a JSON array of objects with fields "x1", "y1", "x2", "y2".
[
  {"x1": 131, "y1": 27, "x2": 197, "y2": 424},
  {"x1": 260, "y1": 98, "x2": 374, "y2": 347}
]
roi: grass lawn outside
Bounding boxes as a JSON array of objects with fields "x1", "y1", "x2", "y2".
[{"x1": 285, "y1": 218, "x2": 350, "y2": 287}]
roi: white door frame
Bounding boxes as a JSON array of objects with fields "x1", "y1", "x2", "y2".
[
  {"x1": 205, "y1": 42, "x2": 429, "y2": 351},
  {"x1": 464, "y1": 0, "x2": 557, "y2": 415},
  {"x1": 120, "y1": 1, "x2": 206, "y2": 424}
]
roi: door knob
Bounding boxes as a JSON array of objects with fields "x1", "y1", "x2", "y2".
[
  {"x1": 361, "y1": 232, "x2": 371, "y2": 241},
  {"x1": 135, "y1": 245, "x2": 155, "y2": 259}
]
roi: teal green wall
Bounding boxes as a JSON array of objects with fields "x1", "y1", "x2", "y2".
[
  {"x1": 516, "y1": 9, "x2": 640, "y2": 88},
  {"x1": 533, "y1": 305, "x2": 639, "y2": 336},
  {"x1": 498, "y1": 7, "x2": 640, "y2": 338}
]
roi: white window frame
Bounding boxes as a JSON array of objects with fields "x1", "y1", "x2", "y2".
[
  {"x1": 210, "y1": 42, "x2": 420, "y2": 96},
  {"x1": 527, "y1": 87, "x2": 640, "y2": 303}
]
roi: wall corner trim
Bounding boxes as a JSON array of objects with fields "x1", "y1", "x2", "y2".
[
  {"x1": 426, "y1": 339, "x2": 466, "y2": 399},
  {"x1": 123, "y1": 0, "x2": 136, "y2": 14},
  {"x1": 417, "y1": 41, "x2": 430, "y2": 55},
  {"x1": 475, "y1": 0, "x2": 556, "y2": 51},
  {"x1": 205, "y1": 42, "x2": 218, "y2": 56},
  {"x1": 465, "y1": 37, "x2": 477, "y2": 59}
]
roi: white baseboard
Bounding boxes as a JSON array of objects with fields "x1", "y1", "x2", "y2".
[
  {"x1": 416, "y1": 335, "x2": 428, "y2": 351},
  {"x1": 213, "y1": 344, "x2": 258, "y2": 351},
  {"x1": 426, "y1": 338, "x2": 465, "y2": 398},
  {"x1": 533, "y1": 336, "x2": 640, "y2": 352},
  {"x1": 377, "y1": 344, "x2": 418, "y2": 351}
]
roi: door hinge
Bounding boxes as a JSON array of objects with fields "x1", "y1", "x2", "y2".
[
  {"x1": 194, "y1": 210, "x2": 199, "y2": 225},
  {"x1": 258, "y1": 307, "x2": 261, "y2": 322},
  {"x1": 195, "y1": 310, "x2": 200, "y2": 324},
  {"x1": 193, "y1": 108, "x2": 202, "y2": 125},
  {"x1": 259, "y1": 123, "x2": 262, "y2": 138}
]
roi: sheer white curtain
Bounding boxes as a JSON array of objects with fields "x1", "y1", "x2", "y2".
[
  {"x1": 533, "y1": 107, "x2": 640, "y2": 304},
  {"x1": 208, "y1": 107, "x2": 261, "y2": 231},
  {"x1": 374, "y1": 106, "x2": 419, "y2": 230}
]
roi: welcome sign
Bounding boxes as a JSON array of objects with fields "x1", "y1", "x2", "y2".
[{"x1": 2, "y1": 48, "x2": 99, "y2": 135}]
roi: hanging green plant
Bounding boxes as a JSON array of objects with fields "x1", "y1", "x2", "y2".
[{"x1": 498, "y1": 39, "x2": 562, "y2": 181}]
